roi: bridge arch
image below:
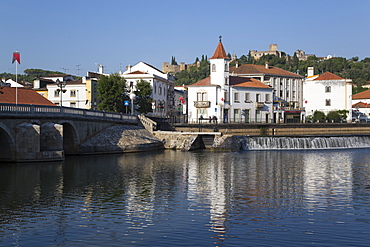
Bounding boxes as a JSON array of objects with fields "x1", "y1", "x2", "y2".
[
  {"x1": 59, "y1": 121, "x2": 80, "y2": 155},
  {"x1": 0, "y1": 123, "x2": 15, "y2": 161}
]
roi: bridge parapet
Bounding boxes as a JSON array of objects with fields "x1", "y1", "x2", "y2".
[{"x1": 0, "y1": 103, "x2": 138, "y2": 124}]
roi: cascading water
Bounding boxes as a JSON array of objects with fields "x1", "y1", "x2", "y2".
[{"x1": 240, "y1": 136, "x2": 370, "y2": 150}]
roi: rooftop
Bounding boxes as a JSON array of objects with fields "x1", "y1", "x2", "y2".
[
  {"x1": 230, "y1": 64, "x2": 303, "y2": 78},
  {"x1": 313, "y1": 72, "x2": 344, "y2": 80},
  {"x1": 0, "y1": 87, "x2": 55, "y2": 106}
]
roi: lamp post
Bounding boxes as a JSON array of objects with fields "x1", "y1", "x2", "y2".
[{"x1": 56, "y1": 79, "x2": 67, "y2": 107}]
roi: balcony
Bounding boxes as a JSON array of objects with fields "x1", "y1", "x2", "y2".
[
  {"x1": 194, "y1": 101, "x2": 211, "y2": 108},
  {"x1": 254, "y1": 102, "x2": 265, "y2": 108}
]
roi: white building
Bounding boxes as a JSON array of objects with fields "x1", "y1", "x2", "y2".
[
  {"x1": 47, "y1": 80, "x2": 87, "y2": 108},
  {"x1": 121, "y1": 62, "x2": 175, "y2": 117},
  {"x1": 352, "y1": 89, "x2": 370, "y2": 117},
  {"x1": 303, "y1": 68, "x2": 352, "y2": 121},
  {"x1": 230, "y1": 62, "x2": 304, "y2": 123},
  {"x1": 187, "y1": 39, "x2": 273, "y2": 123}
]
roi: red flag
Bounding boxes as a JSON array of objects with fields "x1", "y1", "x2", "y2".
[{"x1": 12, "y1": 52, "x2": 20, "y2": 64}]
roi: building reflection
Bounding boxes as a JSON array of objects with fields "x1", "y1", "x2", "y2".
[{"x1": 303, "y1": 151, "x2": 353, "y2": 211}]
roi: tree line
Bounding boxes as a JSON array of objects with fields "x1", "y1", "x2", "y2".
[{"x1": 173, "y1": 53, "x2": 370, "y2": 92}]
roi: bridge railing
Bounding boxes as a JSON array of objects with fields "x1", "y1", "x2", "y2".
[{"x1": 0, "y1": 103, "x2": 138, "y2": 123}]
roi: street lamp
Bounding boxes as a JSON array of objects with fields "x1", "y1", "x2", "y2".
[{"x1": 56, "y1": 79, "x2": 67, "y2": 107}]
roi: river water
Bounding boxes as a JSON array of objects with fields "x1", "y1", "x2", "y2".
[{"x1": 1, "y1": 149, "x2": 370, "y2": 246}]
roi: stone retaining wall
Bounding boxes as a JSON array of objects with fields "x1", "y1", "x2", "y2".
[{"x1": 79, "y1": 125, "x2": 164, "y2": 154}]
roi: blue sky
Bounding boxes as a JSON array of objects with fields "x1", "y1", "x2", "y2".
[{"x1": 1, "y1": 0, "x2": 370, "y2": 76}]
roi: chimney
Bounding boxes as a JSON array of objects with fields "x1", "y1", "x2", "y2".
[
  {"x1": 307, "y1": 67, "x2": 314, "y2": 77},
  {"x1": 236, "y1": 61, "x2": 239, "y2": 68},
  {"x1": 98, "y1": 64, "x2": 104, "y2": 74},
  {"x1": 265, "y1": 61, "x2": 269, "y2": 69},
  {"x1": 126, "y1": 65, "x2": 132, "y2": 73}
]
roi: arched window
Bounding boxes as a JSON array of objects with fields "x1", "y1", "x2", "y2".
[
  {"x1": 212, "y1": 64, "x2": 216, "y2": 72},
  {"x1": 225, "y1": 63, "x2": 229, "y2": 72}
]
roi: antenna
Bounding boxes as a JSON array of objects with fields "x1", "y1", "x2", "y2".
[
  {"x1": 60, "y1": 68, "x2": 69, "y2": 73},
  {"x1": 76, "y1": 64, "x2": 81, "y2": 75}
]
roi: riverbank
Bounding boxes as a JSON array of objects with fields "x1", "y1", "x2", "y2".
[{"x1": 79, "y1": 125, "x2": 164, "y2": 154}]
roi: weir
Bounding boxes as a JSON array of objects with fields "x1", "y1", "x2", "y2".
[{"x1": 240, "y1": 135, "x2": 370, "y2": 150}]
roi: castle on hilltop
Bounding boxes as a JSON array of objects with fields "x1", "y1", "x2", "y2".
[{"x1": 162, "y1": 61, "x2": 201, "y2": 73}]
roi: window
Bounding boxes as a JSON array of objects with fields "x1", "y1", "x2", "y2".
[
  {"x1": 256, "y1": 94, "x2": 260, "y2": 102},
  {"x1": 197, "y1": 92, "x2": 207, "y2": 101},
  {"x1": 234, "y1": 92, "x2": 239, "y2": 102},
  {"x1": 154, "y1": 84, "x2": 156, "y2": 94},
  {"x1": 225, "y1": 63, "x2": 229, "y2": 72},
  {"x1": 325, "y1": 86, "x2": 331, "y2": 93},
  {"x1": 197, "y1": 108, "x2": 207, "y2": 119},
  {"x1": 245, "y1": 93, "x2": 250, "y2": 102},
  {"x1": 159, "y1": 86, "x2": 162, "y2": 95},
  {"x1": 54, "y1": 90, "x2": 60, "y2": 97},
  {"x1": 243, "y1": 109, "x2": 250, "y2": 123},
  {"x1": 212, "y1": 64, "x2": 216, "y2": 72},
  {"x1": 224, "y1": 91, "x2": 229, "y2": 102},
  {"x1": 70, "y1": 102, "x2": 76, "y2": 108},
  {"x1": 234, "y1": 109, "x2": 240, "y2": 123},
  {"x1": 255, "y1": 110, "x2": 261, "y2": 123},
  {"x1": 70, "y1": 90, "x2": 76, "y2": 97},
  {"x1": 326, "y1": 99, "x2": 331, "y2": 106},
  {"x1": 225, "y1": 78, "x2": 228, "y2": 85},
  {"x1": 265, "y1": 94, "x2": 270, "y2": 102}
]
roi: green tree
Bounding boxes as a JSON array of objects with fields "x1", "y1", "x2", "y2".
[
  {"x1": 326, "y1": 111, "x2": 341, "y2": 122},
  {"x1": 97, "y1": 74, "x2": 129, "y2": 112},
  {"x1": 134, "y1": 79, "x2": 153, "y2": 114},
  {"x1": 312, "y1": 110, "x2": 326, "y2": 122},
  {"x1": 171, "y1": 56, "x2": 178, "y2": 65},
  {"x1": 174, "y1": 55, "x2": 210, "y2": 86},
  {"x1": 337, "y1": 110, "x2": 349, "y2": 120}
]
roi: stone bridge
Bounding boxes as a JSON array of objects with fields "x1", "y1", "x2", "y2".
[{"x1": 0, "y1": 103, "x2": 138, "y2": 162}]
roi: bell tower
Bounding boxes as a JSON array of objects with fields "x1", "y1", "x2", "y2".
[{"x1": 210, "y1": 36, "x2": 230, "y2": 87}]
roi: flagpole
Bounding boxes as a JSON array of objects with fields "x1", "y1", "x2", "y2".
[{"x1": 16, "y1": 60, "x2": 18, "y2": 107}]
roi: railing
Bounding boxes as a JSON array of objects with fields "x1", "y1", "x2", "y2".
[
  {"x1": 194, "y1": 101, "x2": 211, "y2": 108},
  {"x1": 138, "y1": 114, "x2": 157, "y2": 133},
  {"x1": 186, "y1": 118, "x2": 270, "y2": 124},
  {"x1": 0, "y1": 103, "x2": 138, "y2": 123}
]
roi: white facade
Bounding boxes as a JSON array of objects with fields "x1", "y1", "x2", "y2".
[
  {"x1": 229, "y1": 86, "x2": 273, "y2": 123},
  {"x1": 303, "y1": 71, "x2": 352, "y2": 121},
  {"x1": 47, "y1": 82, "x2": 87, "y2": 108},
  {"x1": 187, "y1": 40, "x2": 273, "y2": 123},
  {"x1": 230, "y1": 63, "x2": 304, "y2": 123},
  {"x1": 121, "y1": 62, "x2": 175, "y2": 117}
]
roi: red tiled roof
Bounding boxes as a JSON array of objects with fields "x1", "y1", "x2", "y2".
[
  {"x1": 230, "y1": 76, "x2": 271, "y2": 88},
  {"x1": 210, "y1": 42, "x2": 230, "y2": 59},
  {"x1": 230, "y1": 64, "x2": 303, "y2": 78},
  {"x1": 0, "y1": 87, "x2": 55, "y2": 106},
  {"x1": 352, "y1": 89, "x2": 370, "y2": 99},
  {"x1": 187, "y1": 77, "x2": 217, "y2": 86},
  {"x1": 352, "y1": 101, "x2": 370, "y2": 108},
  {"x1": 313, "y1": 72, "x2": 344, "y2": 80},
  {"x1": 188, "y1": 76, "x2": 271, "y2": 89}
]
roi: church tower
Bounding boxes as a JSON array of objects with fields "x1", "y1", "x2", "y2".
[{"x1": 210, "y1": 36, "x2": 230, "y2": 87}]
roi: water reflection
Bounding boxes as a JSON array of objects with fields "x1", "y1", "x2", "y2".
[
  {"x1": 0, "y1": 149, "x2": 370, "y2": 246},
  {"x1": 303, "y1": 152, "x2": 353, "y2": 211}
]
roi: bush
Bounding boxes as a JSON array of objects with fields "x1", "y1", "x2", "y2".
[
  {"x1": 327, "y1": 111, "x2": 341, "y2": 122},
  {"x1": 312, "y1": 110, "x2": 326, "y2": 122}
]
